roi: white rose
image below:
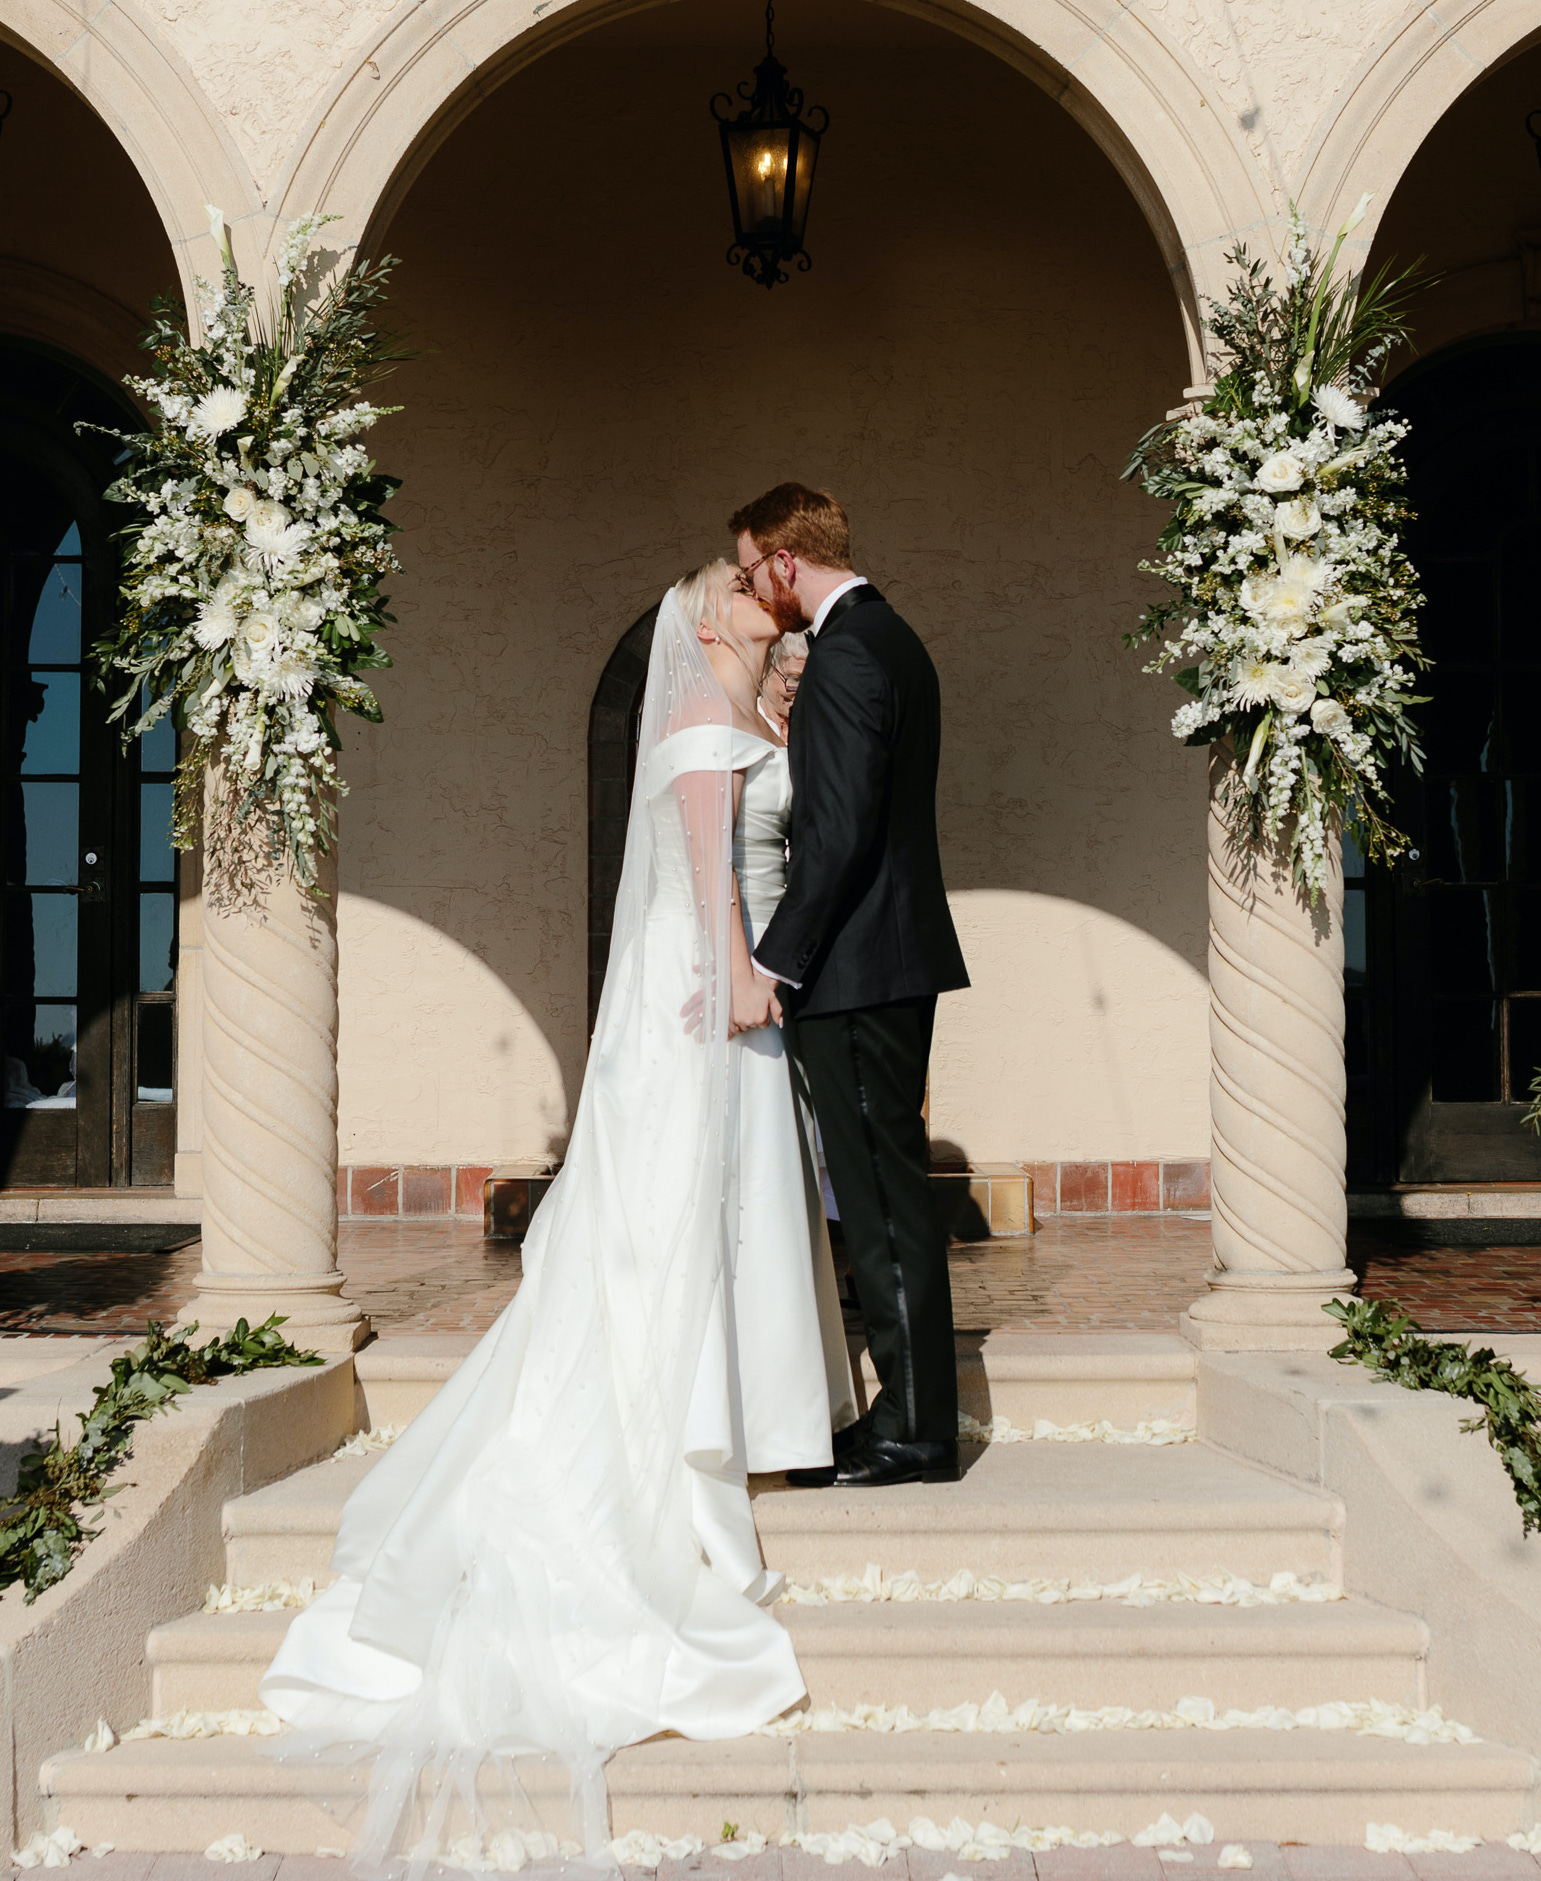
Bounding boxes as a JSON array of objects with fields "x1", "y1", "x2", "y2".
[
  {"x1": 1270, "y1": 667, "x2": 1317, "y2": 716},
  {"x1": 1311, "y1": 697, "x2": 1351, "y2": 737},
  {"x1": 1255, "y1": 452, "x2": 1305, "y2": 493},
  {"x1": 291, "y1": 597, "x2": 325, "y2": 629},
  {"x1": 223, "y1": 486, "x2": 256, "y2": 523},
  {"x1": 1276, "y1": 497, "x2": 1321, "y2": 539},
  {"x1": 242, "y1": 612, "x2": 279, "y2": 653},
  {"x1": 248, "y1": 498, "x2": 292, "y2": 533}
]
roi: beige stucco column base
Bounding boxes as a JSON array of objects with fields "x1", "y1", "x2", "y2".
[
  {"x1": 1187, "y1": 754, "x2": 1354, "y2": 1353},
  {"x1": 177, "y1": 771, "x2": 367, "y2": 1355}
]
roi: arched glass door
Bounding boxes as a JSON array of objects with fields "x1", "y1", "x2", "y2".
[{"x1": 0, "y1": 343, "x2": 176, "y2": 1187}]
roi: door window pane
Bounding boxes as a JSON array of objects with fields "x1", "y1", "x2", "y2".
[
  {"x1": 1342, "y1": 829, "x2": 1365, "y2": 880},
  {"x1": 139, "y1": 783, "x2": 175, "y2": 882},
  {"x1": 1425, "y1": 680, "x2": 1496, "y2": 774},
  {"x1": 9, "y1": 782, "x2": 78, "y2": 884},
  {"x1": 5, "y1": 894, "x2": 77, "y2": 997},
  {"x1": 1431, "y1": 1000, "x2": 1499, "y2": 1101},
  {"x1": 18, "y1": 673, "x2": 80, "y2": 775},
  {"x1": 140, "y1": 709, "x2": 176, "y2": 774},
  {"x1": 1509, "y1": 1000, "x2": 1541, "y2": 1111},
  {"x1": 1343, "y1": 887, "x2": 1367, "y2": 985},
  {"x1": 1425, "y1": 778, "x2": 1502, "y2": 884},
  {"x1": 135, "y1": 1001, "x2": 173, "y2": 1101},
  {"x1": 3, "y1": 1000, "x2": 76, "y2": 1105},
  {"x1": 1508, "y1": 779, "x2": 1538, "y2": 884},
  {"x1": 1513, "y1": 888, "x2": 1541, "y2": 991},
  {"x1": 1429, "y1": 889, "x2": 1498, "y2": 994},
  {"x1": 27, "y1": 563, "x2": 82, "y2": 664},
  {"x1": 1418, "y1": 559, "x2": 1497, "y2": 665},
  {"x1": 139, "y1": 894, "x2": 175, "y2": 993}
]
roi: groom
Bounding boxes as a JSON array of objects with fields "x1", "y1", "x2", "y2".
[{"x1": 730, "y1": 483, "x2": 970, "y2": 1488}]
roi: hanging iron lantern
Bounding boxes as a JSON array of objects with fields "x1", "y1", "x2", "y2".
[{"x1": 711, "y1": 2, "x2": 828, "y2": 289}]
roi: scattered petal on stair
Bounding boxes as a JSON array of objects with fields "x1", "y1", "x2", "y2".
[
  {"x1": 13, "y1": 1827, "x2": 84, "y2": 1868},
  {"x1": 81, "y1": 1719, "x2": 117, "y2": 1754},
  {"x1": 333, "y1": 1424, "x2": 404, "y2": 1459},
  {"x1": 123, "y1": 1708, "x2": 283, "y2": 1741},
  {"x1": 204, "y1": 1580, "x2": 321, "y2": 1612},
  {"x1": 959, "y1": 1413, "x2": 1195, "y2": 1445},
  {"x1": 425, "y1": 1830, "x2": 579, "y2": 1870},
  {"x1": 1365, "y1": 1825, "x2": 1483, "y2": 1853},
  {"x1": 779, "y1": 1565, "x2": 1344, "y2": 1607},
  {"x1": 760, "y1": 1691, "x2": 1480, "y2": 1743},
  {"x1": 712, "y1": 1833, "x2": 769, "y2": 1860},
  {"x1": 204, "y1": 1834, "x2": 265, "y2": 1862},
  {"x1": 1511, "y1": 1829, "x2": 1541, "y2": 1855},
  {"x1": 1218, "y1": 1848, "x2": 1253, "y2": 1869}
]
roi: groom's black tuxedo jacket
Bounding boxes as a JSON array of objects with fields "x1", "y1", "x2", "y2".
[{"x1": 754, "y1": 584, "x2": 969, "y2": 1017}]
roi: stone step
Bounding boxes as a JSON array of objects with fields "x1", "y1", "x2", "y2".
[
  {"x1": 223, "y1": 1442, "x2": 1340, "y2": 1588},
  {"x1": 350, "y1": 1332, "x2": 1198, "y2": 1437},
  {"x1": 147, "y1": 1595, "x2": 1425, "y2": 1718},
  {"x1": 40, "y1": 1728, "x2": 1535, "y2": 1851}
]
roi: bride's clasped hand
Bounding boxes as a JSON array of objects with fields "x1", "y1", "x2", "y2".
[{"x1": 256, "y1": 482, "x2": 966, "y2": 1875}]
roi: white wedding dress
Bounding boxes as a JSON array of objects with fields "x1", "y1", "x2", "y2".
[{"x1": 260, "y1": 589, "x2": 854, "y2": 1874}]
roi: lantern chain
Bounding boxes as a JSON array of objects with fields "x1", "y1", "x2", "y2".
[{"x1": 765, "y1": 0, "x2": 775, "y2": 60}]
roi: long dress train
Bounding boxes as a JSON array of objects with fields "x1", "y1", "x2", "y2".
[{"x1": 259, "y1": 588, "x2": 854, "y2": 1873}]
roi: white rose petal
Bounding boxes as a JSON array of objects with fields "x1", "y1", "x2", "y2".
[
  {"x1": 248, "y1": 497, "x2": 292, "y2": 533},
  {"x1": 1311, "y1": 698, "x2": 1351, "y2": 737},
  {"x1": 1270, "y1": 667, "x2": 1317, "y2": 716},
  {"x1": 1254, "y1": 452, "x2": 1305, "y2": 493},
  {"x1": 223, "y1": 486, "x2": 256, "y2": 523},
  {"x1": 242, "y1": 612, "x2": 279, "y2": 653},
  {"x1": 1276, "y1": 497, "x2": 1322, "y2": 538},
  {"x1": 1218, "y1": 1848, "x2": 1253, "y2": 1870}
]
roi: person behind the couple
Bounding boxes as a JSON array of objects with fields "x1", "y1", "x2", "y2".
[{"x1": 258, "y1": 483, "x2": 969, "y2": 1872}]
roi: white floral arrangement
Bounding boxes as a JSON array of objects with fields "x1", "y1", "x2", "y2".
[
  {"x1": 89, "y1": 208, "x2": 404, "y2": 890},
  {"x1": 1125, "y1": 199, "x2": 1430, "y2": 898}
]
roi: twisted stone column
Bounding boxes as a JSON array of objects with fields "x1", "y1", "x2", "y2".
[
  {"x1": 178, "y1": 775, "x2": 366, "y2": 1352},
  {"x1": 1184, "y1": 751, "x2": 1356, "y2": 1351}
]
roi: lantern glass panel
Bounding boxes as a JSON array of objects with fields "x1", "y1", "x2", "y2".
[
  {"x1": 788, "y1": 129, "x2": 819, "y2": 246},
  {"x1": 727, "y1": 125, "x2": 793, "y2": 239}
]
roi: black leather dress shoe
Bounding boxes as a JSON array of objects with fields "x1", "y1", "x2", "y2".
[
  {"x1": 833, "y1": 1412, "x2": 872, "y2": 1458},
  {"x1": 834, "y1": 1437, "x2": 961, "y2": 1487}
]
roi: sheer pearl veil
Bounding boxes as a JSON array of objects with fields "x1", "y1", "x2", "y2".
[{"x1": 258, "y1": 584, "x2": 806, "y2": 1875}]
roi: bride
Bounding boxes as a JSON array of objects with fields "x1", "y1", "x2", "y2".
[{"x1": 260, "y1": 561, "x2": 857, "y2": 1871}]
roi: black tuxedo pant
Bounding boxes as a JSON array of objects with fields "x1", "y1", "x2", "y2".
[{"x1": 788, "y1": 996, "x2": 957, "y2": 1446}]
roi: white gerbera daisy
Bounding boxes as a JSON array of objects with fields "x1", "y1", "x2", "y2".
[
  {"x1": 1232, "y1": 658, "x2": 1282, "y2": 708},
  {"x1": 1312, "y1": 384, "x2": 1366, "y2": 431},
  {"x1": 246, "y1": 514, "x2": 313, "y2": 570},
  {"x1": 1290, "y1": 637, "x2": 1334, "y2": 680},
  {"x1": 187, "y1": 385, "x2": 247, "y2": 440},
  {"x1": 271, "y1": 650, "x2": 318, "y2": 704}
]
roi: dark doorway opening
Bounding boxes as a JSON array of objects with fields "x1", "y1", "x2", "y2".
[
  {"x1": 0, "y1": 341, "x2": 177, "y2": 1188},
  {"x1": 1354, "y1": 335, "x2": 1541, "y2": 1183}
]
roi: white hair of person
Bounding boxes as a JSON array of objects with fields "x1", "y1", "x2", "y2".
[{"x1": 770, "y1": 630, "x2": 809, "y2": 672}]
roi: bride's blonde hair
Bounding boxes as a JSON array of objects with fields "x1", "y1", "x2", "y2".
[{"x1": 674, "y1": 559, "x2": 750, "y2": 664}]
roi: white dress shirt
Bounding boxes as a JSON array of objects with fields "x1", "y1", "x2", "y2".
[{"x1": 752, "y1": 575, "x2": 869, "y2": 988}]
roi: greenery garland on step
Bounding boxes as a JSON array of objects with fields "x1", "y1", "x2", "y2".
[
  {"x1": 1325, "y1": 1298, "x2": 1541, "y2": 1535},
  {"x1": 0, "y1": 1317, "x2": 321, "y2": 1604}
]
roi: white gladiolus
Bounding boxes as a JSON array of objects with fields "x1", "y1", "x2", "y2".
[
  {"x1": 1270, "y1": 667, "x2": 1317, "y2": 716},
  {"x1": 1311, "y1": 698, "x2": 1351, "y2": 737},
  {"x1": 223, "y1": 485, "x2": 256, "y2": 522},
  {"x1": 1312, "y1": 384, "x2": 1366, "y2": 431},
  {"x1": 1276, "y1": 497, "x2": 1321, "y2": 538},
  {"x1": 187, "y1": 386, "x2": 246, "y2": 439},
  {"x1": 1254, "y1": 452, "x2": 1305, "y2": 492}
]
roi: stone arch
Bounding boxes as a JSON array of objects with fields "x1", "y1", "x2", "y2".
[
  {"x1": 1296, "y1": 0, "x2": 1541, "y2": 253},
  {"x1": 0, "y1": 6, "x2": 259, "y2": 304},
  {"x1": 266, "y1": 0, "x2": 1270, "y2": 380},
  {"x1": 587, "y1": 606, "x2": 657, "y2": 1035}
]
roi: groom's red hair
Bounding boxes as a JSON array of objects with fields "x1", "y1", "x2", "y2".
[{"x1": 729, "y1": 483, "x2": 851, "y2": 571}]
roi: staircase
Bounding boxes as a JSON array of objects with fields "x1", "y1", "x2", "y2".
[{"x1": 36, "y1": 1334, "x2": 1538, "y2": 1852}]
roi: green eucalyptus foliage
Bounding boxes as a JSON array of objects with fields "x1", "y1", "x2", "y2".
[
  {"x1": 1326, "y1": 1297, "x2": 1541, "y2": 1536},
  {"x1": 0, "y1": 1316, "x2": 321, "y2": 1603}
]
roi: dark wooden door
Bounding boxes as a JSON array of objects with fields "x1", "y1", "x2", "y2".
[
  {"x1": 1365, "y1": 337, "x2": 1541, "y2": 1182},
  {"x1": 0, "y1": 345, "x2": 176, "y2": 1188}
]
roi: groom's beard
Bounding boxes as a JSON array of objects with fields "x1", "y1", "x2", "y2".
[{"x1": 766, "y1": 568, "x2": 807, "y2": 635}]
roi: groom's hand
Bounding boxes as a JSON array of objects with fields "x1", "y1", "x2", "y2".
[{"x1": 730, "y1": 967, "x2": 777, "y2": 1035}]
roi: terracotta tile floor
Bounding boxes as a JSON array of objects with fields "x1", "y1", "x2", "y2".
[{"x1": 0, "y1": 1213, "x2": 1537, "y2": 1339}]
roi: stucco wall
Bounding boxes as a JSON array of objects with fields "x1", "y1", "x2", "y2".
[{"x1": 333, "y1": 20, "x2": 1206, "y2": 1167}]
